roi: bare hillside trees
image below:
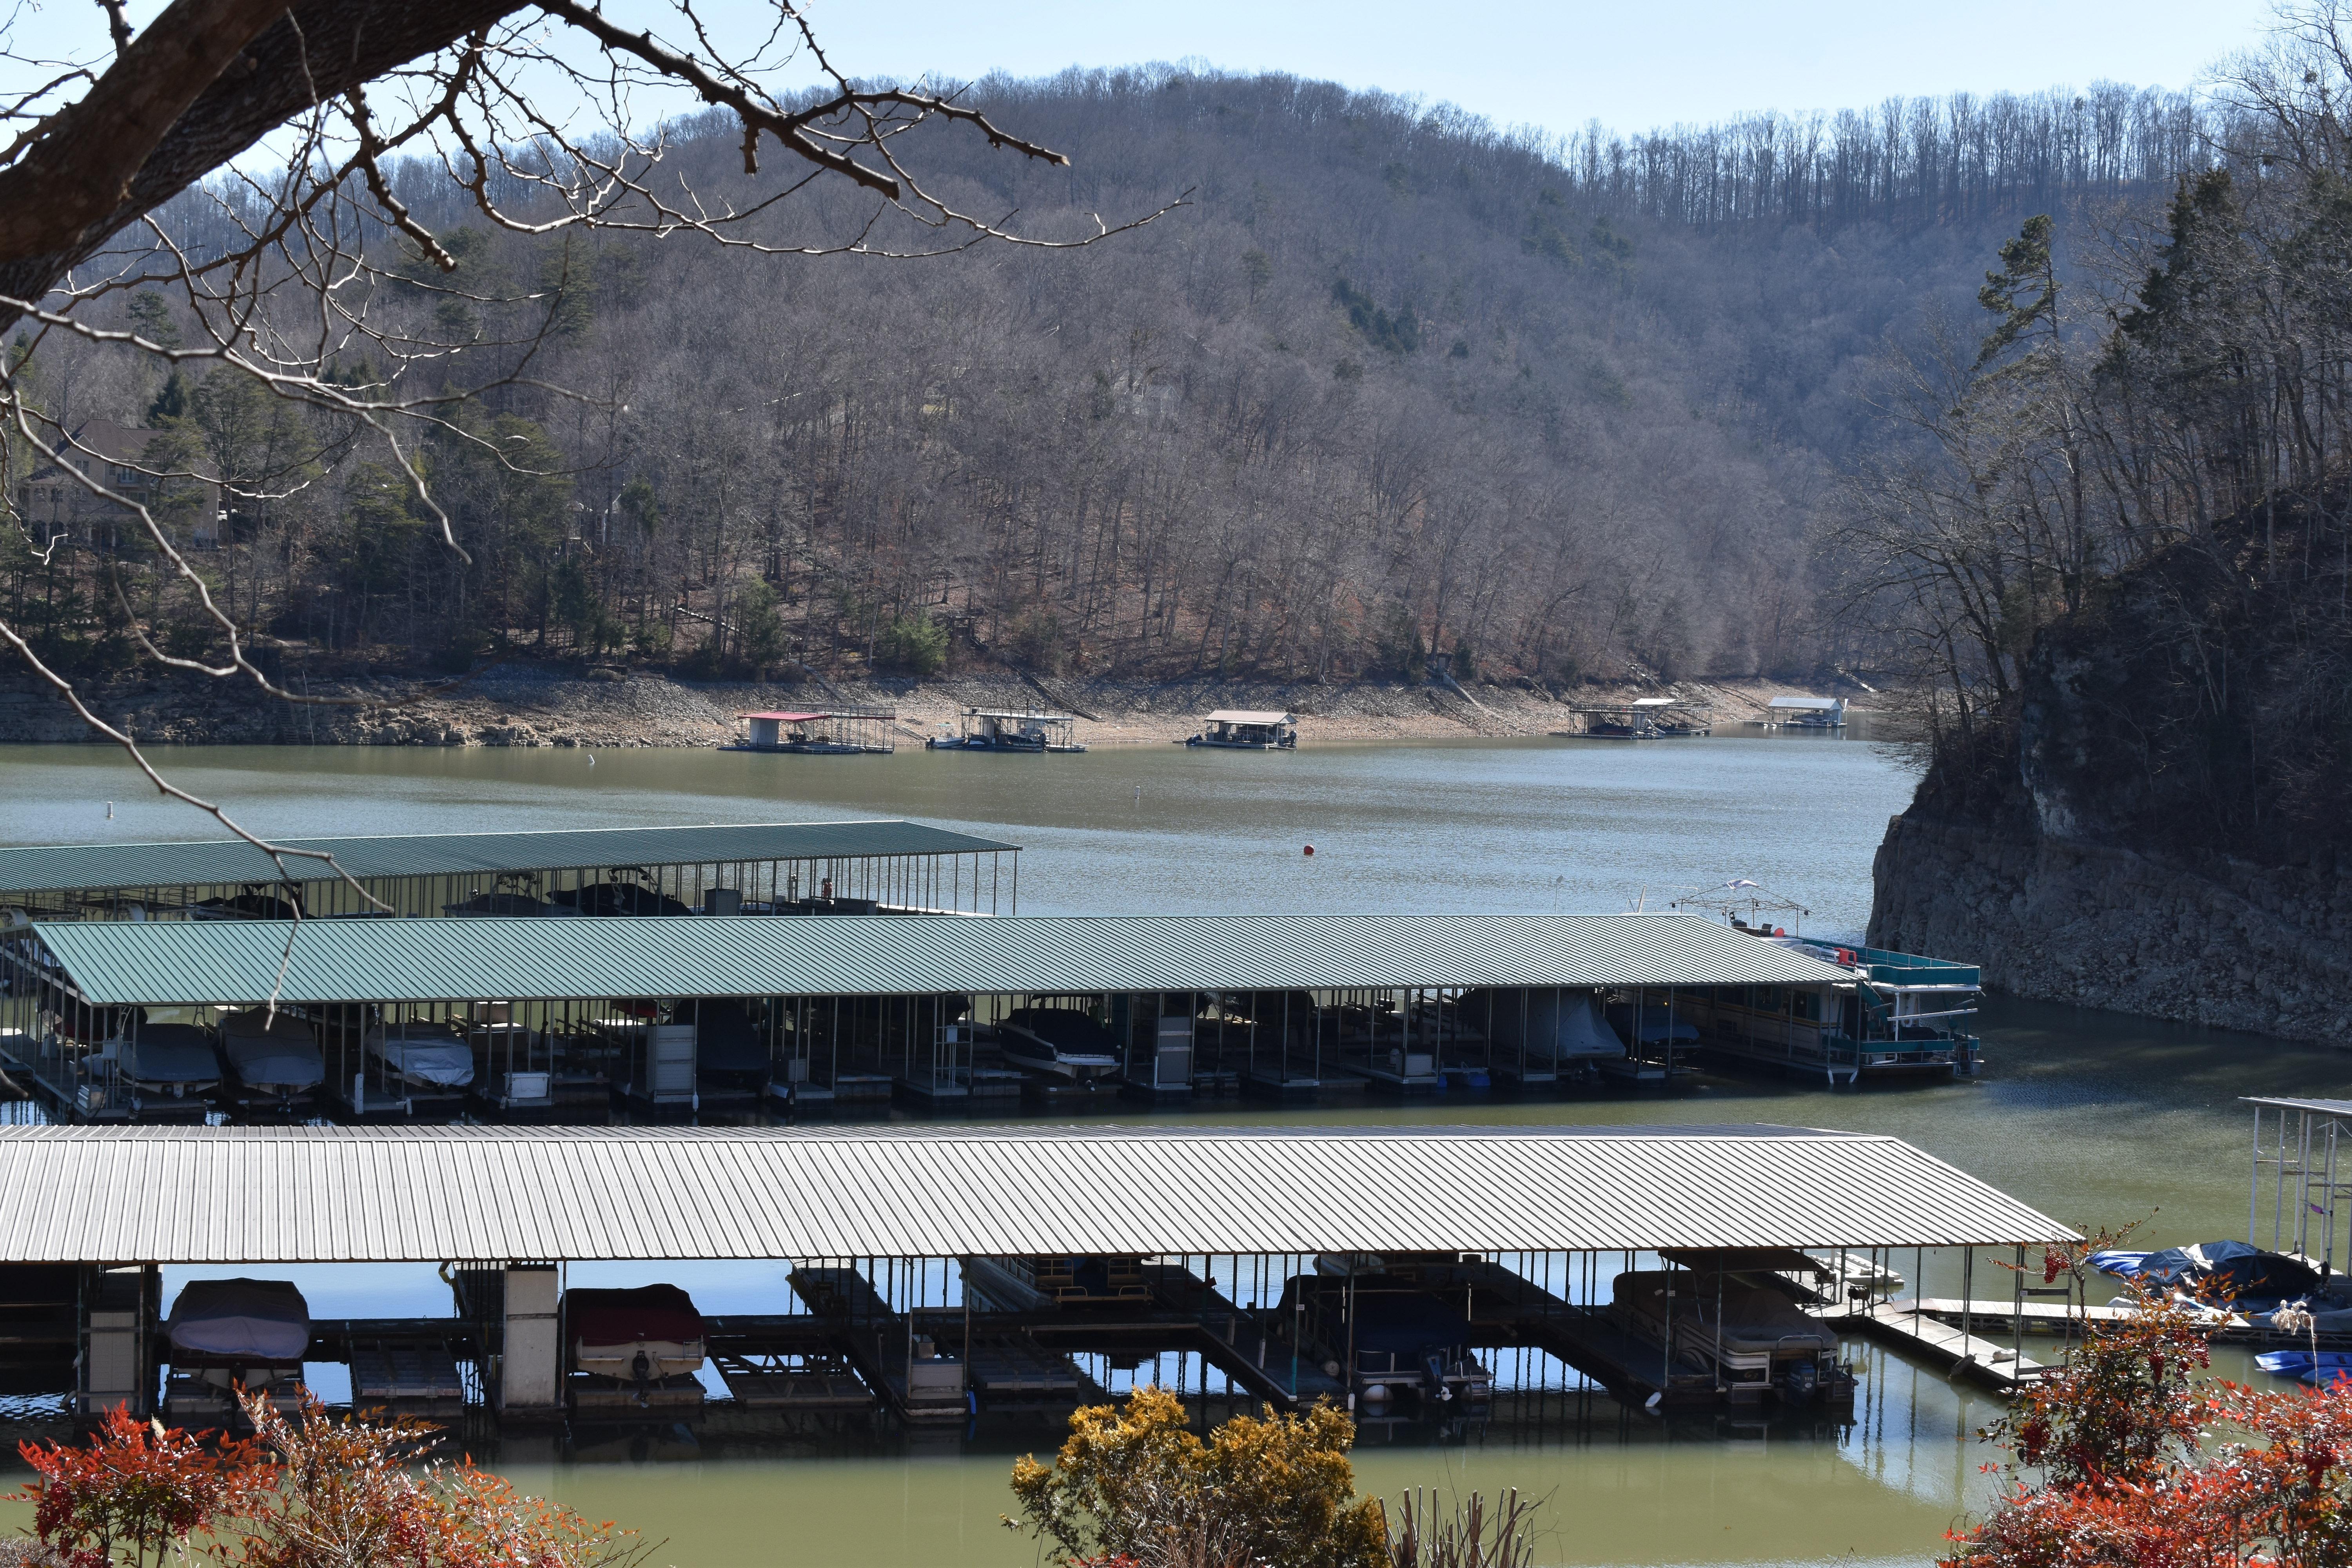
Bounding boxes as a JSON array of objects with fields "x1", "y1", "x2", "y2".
[
  {"x1": 1835, "y1": 4, "x2": 2352, "y2": 853},
  {"x1": 0, "y1": 0, "x2": 1153, "y2": 862},
  {"x1": 6, "y1": 36, "x2": 2252, "y2": 713}
]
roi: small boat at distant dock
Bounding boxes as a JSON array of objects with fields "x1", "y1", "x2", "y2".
[{"x1": 996, "y1": 1005, "x2": 1122, "y2": 1081}]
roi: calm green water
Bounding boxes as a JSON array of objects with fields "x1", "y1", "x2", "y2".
[{"x1": 0, "y1": 732, "x2": 2334, "y2": 1568}]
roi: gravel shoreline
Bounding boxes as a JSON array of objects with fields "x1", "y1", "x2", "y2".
[{"x1": 0, "y1": 666, "x2": 1860, "y2": 749}]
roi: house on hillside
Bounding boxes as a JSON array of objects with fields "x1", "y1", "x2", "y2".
[{"x1": 11, "y1": 421, "x2": 223, "y2": 549}]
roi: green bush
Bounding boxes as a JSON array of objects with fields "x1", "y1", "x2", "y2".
[{"x1": 876, "y1": 612, "x2": 947, "y2": 676}]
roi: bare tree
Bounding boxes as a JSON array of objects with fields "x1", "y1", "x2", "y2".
[{"x1": 0, "y1": 0, "x2": 1172, "y2": 880}]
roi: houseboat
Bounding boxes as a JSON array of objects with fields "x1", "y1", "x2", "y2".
[
  {"x1": 726, "y1": 709, "x2": 896, "y2": 755},
  {"x1": 1677, "y1": 940, "x2": 1984, "y2": 1082},
  {"x1": 1184, "y1": 710, "x2": 1298, "y2": 749},
  {"x1": 1551, "y1": 697, "x2": 1709, "y2": 739},
  {"x1": 1765, "y1": 695, "x2": 1848, "y2": 729},
  {"x1": 927, "y1": 708, "x2": 1086, "y2": 752}
]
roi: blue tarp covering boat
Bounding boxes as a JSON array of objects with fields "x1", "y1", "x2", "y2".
[
  {"x1": 2090, "y1": 1240, "x2": 2325, "y2": 1303},
  {"x1": 2256, "y1": 1350, "x2": 2352, "y2": 1377}
]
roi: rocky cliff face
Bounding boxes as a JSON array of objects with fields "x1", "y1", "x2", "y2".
[
  {"x1": 1871, "y1": 813, "x2": 2352, "y2": 1045},
  {"x1": 1869, "y1": 500, "x2": 2352, "y2": 1045}
]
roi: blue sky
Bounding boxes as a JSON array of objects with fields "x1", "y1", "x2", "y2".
[
  {"x1": 787, "y1": 0, "x2": 2280, "y2": 132},
  {"x1": 7, "y1": 0, "x2": 2282, "y2": 136}
]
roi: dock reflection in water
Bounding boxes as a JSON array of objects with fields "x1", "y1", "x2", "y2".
[{"x1": 474, "y1": 1341, "x2": 2000, "y2": 1568}]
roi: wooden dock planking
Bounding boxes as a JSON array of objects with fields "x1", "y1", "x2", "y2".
[
  {"x1": 965, "y1": 1336, "x2": 1096, "y2": 1402},
  {"x1": 1840, "y1": 1303, "x2": 2049, "y2": 1391},
  {"x1": 1889, "y1": 1294, "x2": 2352, "y2": 1350},
  {"x1": 715, "y1": 1362, "x2": 875, "y2": 1410}
]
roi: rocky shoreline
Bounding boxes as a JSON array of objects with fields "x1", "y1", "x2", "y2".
[
  {"x1": 0, "y1": 665, "x2": 1844, "y2": 749},
  {"x1": 1870, "y1": 813, "x2": 2352, "y2": 1048}
]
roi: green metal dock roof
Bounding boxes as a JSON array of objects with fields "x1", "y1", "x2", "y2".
[
  {"x1": 28, "y1": 911, "x2": 1856, "y2": 1006},
  {"x1": 0, "y1": 820, "x2": 1018, "y2": 896}
]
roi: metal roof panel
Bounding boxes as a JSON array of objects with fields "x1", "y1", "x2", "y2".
[
  {"x1": 0, "y1": 820, "x2": 1017, "y2": 897},
  {"x1": 0, "y1": 1124, "x2": 2073, "y2": 1262},
  {"x1": 30, "y1": 912, "x2": 1860, "y2": 1005}
]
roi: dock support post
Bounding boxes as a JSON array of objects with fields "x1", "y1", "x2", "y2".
[
  {"x1": 79, "y1": 1265, "x2": 157, "y2": 1419},
  {"x1": 2252, "y1": 1106, "x2": 2264, "y2": 1245},
  {"x1": 496, "y1": 1264, "x2": 562, "y2": 1418},
  {"x1": 1961, "y1": 1249, "x2": 1973, "y2": 1351}
]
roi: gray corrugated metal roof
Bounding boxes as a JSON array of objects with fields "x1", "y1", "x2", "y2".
[
  {"x1": 2245, "y1": 1097, "x2": 2352, "y2": 1116},
  {"x1": 0, "y1": 821, "x2": 1018, "y2": 895},
  {"x1": 32, "y1": 912, "x2": 1859, "y2": 1006},
  {"x1": 0, "y1": 1124, "x2": 2075, "y2": 1262}
]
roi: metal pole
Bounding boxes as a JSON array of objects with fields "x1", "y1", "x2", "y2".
[
  {"x1": 2277, "y1": 1111, "x2": 2291, "y2": 1252},
  {"x1": 2300, "y1": 1112, "x2": 2317, "y2": 1258},
  {"x1": 1661, "y1": 1263, "x2": 1672, "y2": 1392},
  {"x1": 2012, "y1": 1244, "x2": 2025, "y2": 1369},
  {"x1": 1713, "y1": 1267, "x2": 1724, "y2": 1393},
  {"x1": 2254, "y1": 1105, "x2": 2265, "y2": 1245},
  {"x1": 1961, "y1": 1247, "x2": 1973, "y2": 1351}
]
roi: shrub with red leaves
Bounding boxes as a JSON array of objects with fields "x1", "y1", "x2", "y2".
[
  {"x1": 14, "y1": 1392, "x2": 650, "y2": 1568},
  {"x1": 18, "y1": 1406, "x2": 263, "y2": 1568},
  {"x1": 1946, "y1": 1238, "x2": 2352, "y2": 1568}
]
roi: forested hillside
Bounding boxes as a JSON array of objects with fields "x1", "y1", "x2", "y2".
[
  {"x1": 4, "y1": 67, "x2": 2204, "y2": 687},
  {"x1": 1863, "y1": 19, "x2": 2352, "y2": 1041}
]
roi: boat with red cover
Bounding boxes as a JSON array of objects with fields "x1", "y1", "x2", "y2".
[{"x1": 567, "y1": 1283, "x2": 706, "y2": 1384}]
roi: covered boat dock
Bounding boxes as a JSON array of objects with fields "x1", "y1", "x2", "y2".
[
  {"x1": 726, "y1": 710, "x2": 896, "y2": 755},
  {"x1": 0, "y1": 819, "x2": 1019, "y2": 924},
  {"x1": 0, "y1": 1122, "x2": 2074, "y2": 1426},
  {"x1": 0, "y1": 912, "x2": 1889, "y2": 1121}
]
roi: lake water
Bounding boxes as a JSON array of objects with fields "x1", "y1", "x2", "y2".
[{"x1": 0, "y1": 731, "x2": 2334, "y2": 1568}]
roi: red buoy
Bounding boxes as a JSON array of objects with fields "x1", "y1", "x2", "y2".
[{"x1": 1303, "y1": 844, "x2": 1316, "y2": 857}]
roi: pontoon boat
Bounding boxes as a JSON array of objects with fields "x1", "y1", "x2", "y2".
[{"x1": 1184, "y1": 710, "x2": 1298, "y2": 749}]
